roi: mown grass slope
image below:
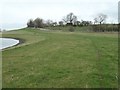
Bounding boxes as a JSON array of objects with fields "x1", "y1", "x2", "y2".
[{"x1": 2, "y1": 28, "x2": 118, "y2": 88}]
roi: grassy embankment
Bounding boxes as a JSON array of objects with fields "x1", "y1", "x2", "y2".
[{"x1": 2, "y1": 27, "x2": 118, "y2": 88}]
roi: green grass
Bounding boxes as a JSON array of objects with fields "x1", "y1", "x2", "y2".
[{"x1": 2, "y1": 28, "x2": 118, "y2": 88}]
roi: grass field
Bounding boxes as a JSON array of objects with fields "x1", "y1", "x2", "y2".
[{"x1": 2, "y1": 28, "x2": 118, "y2": 88}]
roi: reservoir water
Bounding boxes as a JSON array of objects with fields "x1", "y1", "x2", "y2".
[{"x1": 0, "y1": 38, "x2": 19, "y2": 50}]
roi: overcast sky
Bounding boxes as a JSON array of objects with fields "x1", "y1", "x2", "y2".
[{"x1": 0, "y1": 0, "x2": 119, "y2": 30}]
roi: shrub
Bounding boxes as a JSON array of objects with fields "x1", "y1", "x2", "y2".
[{"x1": 69, "y1": 26, "x2": 75, "y2": 32}]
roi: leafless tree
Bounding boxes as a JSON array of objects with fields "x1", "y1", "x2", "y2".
[
  {"x1": 63, "y1": 12, "x2": 77, "y2": 25},
  {"x1": 94, "y1": 13, "x2": 107, "y2": 24},
  {"x1": 76, "y1": 21, "x2": 81, "y2": 26},
  {"x1": 59, "y1": 21, "x2": 64, "y2": 26},
  {"x1": 53, "y1": 22, "x2": 57, "y2": 26},
  {"x1": 27, "y1": 19, "x2": 34, "y2": 27},
  {"x1": 34, "y1": 18, "x2": 44, "y2": 28},
  {"x1": 94, "y1": 18, "x2": 98, "y2": 24},
  {"x1": 46, "y1": 19, "x2": 54, "y2": 26},
  {"x1": 93, "y1": 13, "x2": 107, "y2": 32},
  {"x1": 81, "y1": 20, "x2": 92, "y2": 26}
]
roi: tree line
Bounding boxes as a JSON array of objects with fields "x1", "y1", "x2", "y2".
[
  {"x1": 27, "y1": 12, "x2": 93, "y2": 28},
  {"x1": 27, "y1": 12, "x2": 119, "y2": 32}
]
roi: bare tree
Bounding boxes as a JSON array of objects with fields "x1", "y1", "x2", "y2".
[
  {"x1": 46, "y1": 19, "x2": 54, "y2": 26},
  {"x1": 94, "y1": 18, "x2": 98, "y2": 24},
  {"x1": 81, "y1": 20, "x2": 92, "y2": 26},
  {"x1": 63, "y1": 12, "x2": 77, "y2": 25},
  {"x1": 76, "y1": 21, "x2": 81, "y2": 26},
  {"x1": 27, "y1": 19, "x2": 34, "y2": 27},
  {"x1": 59, "y1": 21, "x2": 64, "y2": 26},
  {"x1": 94, "y1": 13, "x2": 107, "y2": 24},
  {"x1": 53, "y1": 22, "x2": 57, "y2": 26},
  {"x1": 93, "y1": 13, "x2": 107, "y2": 32},
  {"x1": 34, "y1": 18, "x2": 44, "y2": 28}
]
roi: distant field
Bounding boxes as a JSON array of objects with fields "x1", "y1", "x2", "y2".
[{"x1": 2, "y1": 28, "x2": 118, "y2": 88}]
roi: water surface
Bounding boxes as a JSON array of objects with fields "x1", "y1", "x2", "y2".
[{"x1": 0, "y1": 38, "x2": 19, "y2": 49}]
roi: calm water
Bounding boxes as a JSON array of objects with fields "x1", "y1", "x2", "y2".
[{"x1": 0, "y1": 38, "x2": 19, "y2": 49}]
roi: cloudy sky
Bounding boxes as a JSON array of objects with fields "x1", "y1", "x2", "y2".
[{"x1": 0, "y1": 0, "x2": 119, "y2": 30}]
